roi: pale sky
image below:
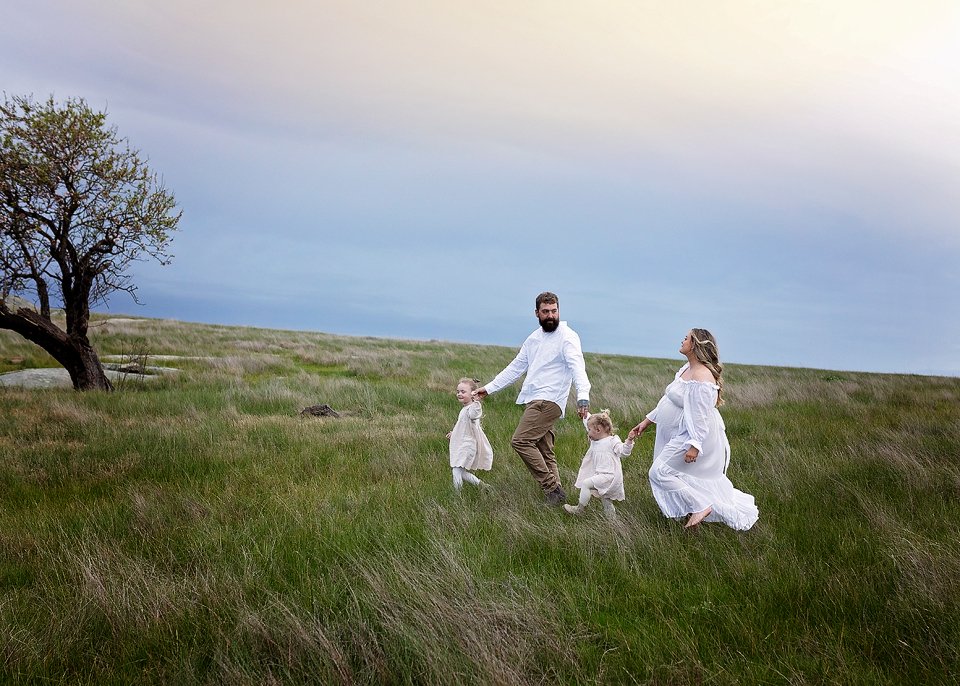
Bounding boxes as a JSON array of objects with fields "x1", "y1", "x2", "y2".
[{"x1": 3, "y1": 1, "x2": 959, "y2": 375}]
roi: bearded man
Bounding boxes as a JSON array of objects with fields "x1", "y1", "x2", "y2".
[{"x1": 475, "y1": 292, "x2": 591, "y2": 505}]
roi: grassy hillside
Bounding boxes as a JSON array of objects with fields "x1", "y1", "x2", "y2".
[{"x1": 1, "y1": 315, "x2": 958, "y2": 684}]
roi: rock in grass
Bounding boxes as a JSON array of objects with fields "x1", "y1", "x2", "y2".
[{"x1": 300, "y1": 404, "x2": 340, "y2": 418}]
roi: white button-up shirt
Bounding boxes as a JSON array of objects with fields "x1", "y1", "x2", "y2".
[{"x1": 484, "y1": 321, "x2": 590, "y2": 417}]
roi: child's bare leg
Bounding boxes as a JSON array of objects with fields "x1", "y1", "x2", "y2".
[
  {"x1": 463, "y1": 470, "x2": 487, "y2": 488},
  {"x1": 461, "y1": 469, "x2": 482, "y2": 487},
  {"x1": 453, "y1": 466, "x2": 487, "y2": 490},
  {"x1": 564, "y1": 484, "x2": 594, "y2": 515},
  {"x1": 601, "y1": 498, "x2": 616, "y2": 519}
]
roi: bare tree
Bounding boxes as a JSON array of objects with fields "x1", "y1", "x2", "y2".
[{"x1": 0, "y1": 94, "x2": 181, "y2": 390}]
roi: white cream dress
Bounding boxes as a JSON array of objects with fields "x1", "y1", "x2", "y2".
[
  {"x1": 646, "y1": 364, "x2": 758, "y2": 530},
  {"x1": 573, "y1": 417, "x2": 633, "y2": 501},
  {"x1": 449, "y1": 401, "x2": 493, "y2": 471}
]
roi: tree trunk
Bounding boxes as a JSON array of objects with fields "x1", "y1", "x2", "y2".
[
  {"x1": 0, "y1": 303, "x2": 113, "y2": 391},
  {"x1": 60, "y1": 338, "x2": 113, "y2": 391}
]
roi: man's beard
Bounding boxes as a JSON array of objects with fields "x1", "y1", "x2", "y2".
[{"x1": 539, "y1": 317, "x2": 559, "y2": 332}]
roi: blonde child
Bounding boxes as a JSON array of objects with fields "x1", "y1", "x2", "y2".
[
  {"x1": 447, "y1": 378, "x2": 493, "y2": 491},
  {"x1": 564, "y1": 410, "x2": 637, "y2": 519}
]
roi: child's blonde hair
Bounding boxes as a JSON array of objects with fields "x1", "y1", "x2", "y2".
[
  {"x1": 587, "y1": 409, "x2": 615, "y2": 435},
  {"x1": 458, "y1": 377, "x2": 480, "y2": 392}
]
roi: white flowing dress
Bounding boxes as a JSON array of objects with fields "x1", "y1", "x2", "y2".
[
  {"x1": 449, "y1": 401, "x2": 493, "y2": 471},
  {"x1": 646, "y1": 364, "x2": 758, "y2": 530},
  {"x1": 573, "y1": 417, "x2": 634, "y2": 501}
]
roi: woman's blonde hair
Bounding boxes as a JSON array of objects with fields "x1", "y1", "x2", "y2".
[
  {"x1": 690, "y1": 328, "x2": 724, "y2": 406},
  {"x1": 586, "y1": 409, "x2": 615, "y2": 435}
]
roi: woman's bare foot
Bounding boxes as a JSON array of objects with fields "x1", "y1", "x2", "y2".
[{"x1": 684, "y1": 506, "x2": 713, "y2": 528}]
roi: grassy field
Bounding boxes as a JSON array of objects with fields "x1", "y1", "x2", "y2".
[{"x1": 1, "y1": 315, "x2": 958, "y2": 685}]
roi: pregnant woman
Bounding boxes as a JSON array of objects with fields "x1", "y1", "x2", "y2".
[{"x1": 632, "y1": 329, "x2": 758, "y2": 530}]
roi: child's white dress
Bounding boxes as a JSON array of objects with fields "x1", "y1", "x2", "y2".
[
  {"x1": 573, "y1": 417, "x2": 633, "y2": 501},
  {"x1": 449, "y1": 401, "x2": 493, "y2": 471}
]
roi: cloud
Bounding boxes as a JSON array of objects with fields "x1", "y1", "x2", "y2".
[{"x1": 4, "y1": 1, "x2": 959, "y2": 375}]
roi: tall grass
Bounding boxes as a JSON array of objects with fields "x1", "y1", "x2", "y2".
[{"x1": 1, "y1": 315, "x2": 957, "y2": 684}]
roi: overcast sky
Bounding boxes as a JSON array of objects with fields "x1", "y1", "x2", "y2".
[{"x1": 3, "y1": 1, "x2": 958, "y2": 376}]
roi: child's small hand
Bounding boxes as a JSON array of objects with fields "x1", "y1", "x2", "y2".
[{"x1": 627, "y1": 428, "x2": 640, "y2": 441}]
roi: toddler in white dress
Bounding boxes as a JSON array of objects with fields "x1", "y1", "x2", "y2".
[
  {"x1": 564, "y1": 410, "x2": 637, "y2": 519},
  {"x1": 447, "y1": 378, "x2": 493, "y2": 491}
]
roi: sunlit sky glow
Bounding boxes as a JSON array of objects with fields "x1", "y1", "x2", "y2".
[{"x1": 3, "y1": 1, "x2": 959, "y2": 375}]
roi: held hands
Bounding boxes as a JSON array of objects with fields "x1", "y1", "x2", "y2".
[
  {"x1": 472, "y1": 387, "x2": 488, "y2": 400},
  {"x1": 629, "y1": 418, "x2": 651, "y2": 440},
  {"x1": 684, "y1": 447, "x2": 700, "y2": 463},
  {"x1": 577, "y1": 399, "x2": 589, "y2": 419}
]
